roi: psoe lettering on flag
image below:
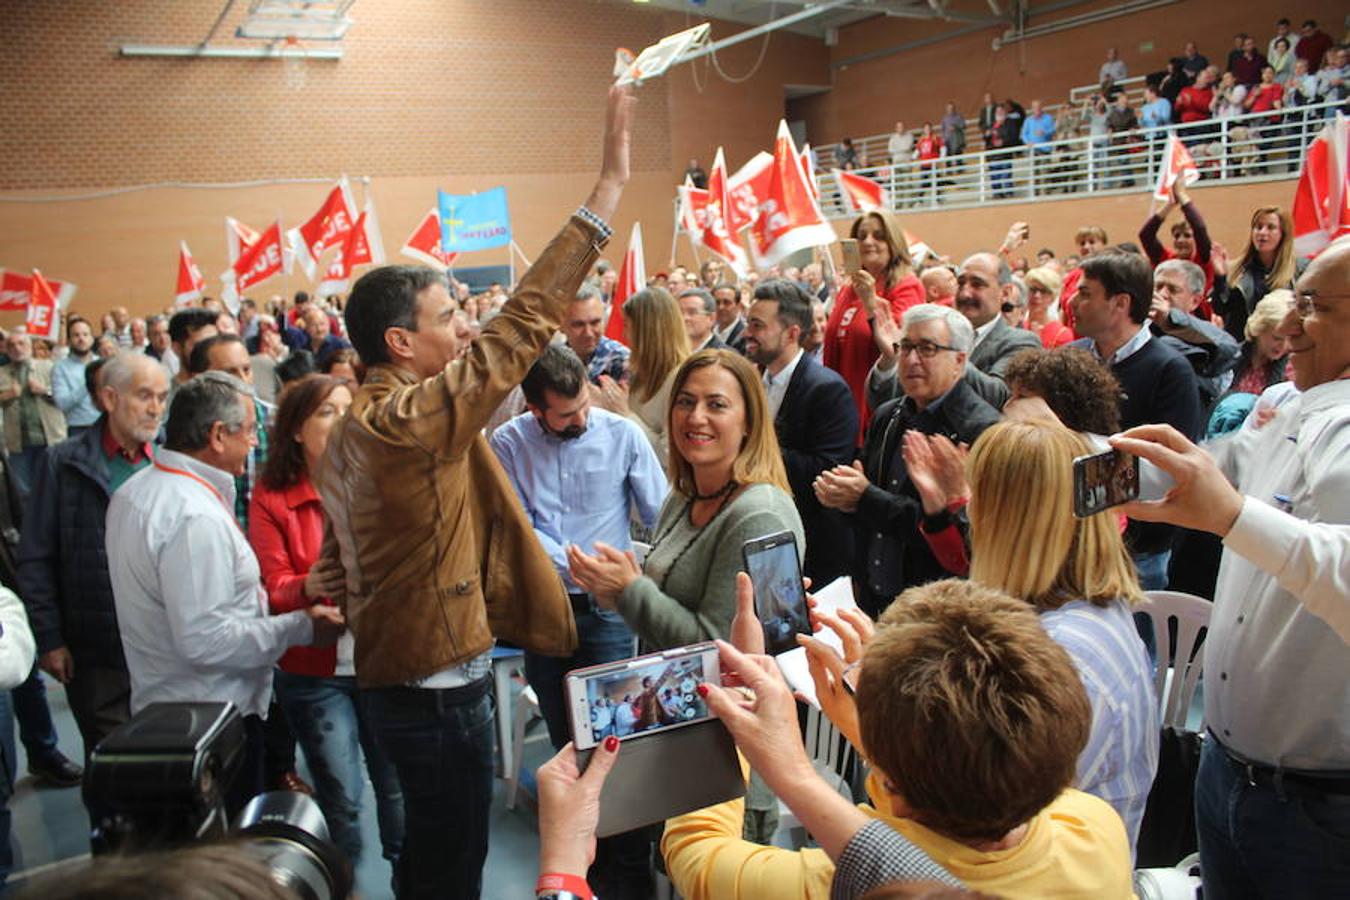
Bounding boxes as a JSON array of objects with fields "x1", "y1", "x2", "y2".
[
  {"x1": 401, "y1": 209, "x2": 459, "y2": 268},
  {"x1": 288, "y1": 177, "x2": 358, "y2": 280},
  {"x1": 0, "y1": 269, "x2": 77, "y2": 313},
  {"x1": 438, "y1": 187, "x2": 512, "y2": 254},
  {"x1": 318, "y1": 199, "x2": 388, "y2": 298},
  {"x1": 221, "y1": 220, "x2": 287, "y2": 313},
  {"x1": 26, "y1": 269, "x2": 69, "y2": 342}
]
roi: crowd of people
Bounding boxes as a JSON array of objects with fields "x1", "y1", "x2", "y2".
[
  {"x1": 830, "y1": 19, "x2": 1347, "y2": 202},
  {"x1": 0, "y1": 70, "x2": 1344, "y2": 900}
]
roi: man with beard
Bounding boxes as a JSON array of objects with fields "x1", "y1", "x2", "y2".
[
  {"x1": 489, "y1": 344, "x2": 665, "y2": 894},
  {"x1": 53, "y1": 317, "x2": 101, "y2": 437},
  {"x1": 744, "y1": 280, "x2": 856, "y2": 585}
]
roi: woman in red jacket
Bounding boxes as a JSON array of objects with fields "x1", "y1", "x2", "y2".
[
  {"x1": 823, "y1": 208, "x2": 925, "y2": 443},
  {"x1": 248, "y1": 374, "x2": 404, "y2": 876}
]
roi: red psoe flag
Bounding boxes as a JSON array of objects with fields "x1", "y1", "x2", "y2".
[
  {"x1": 726, "y1": 151, "x2": 773, "y2": 232},
  {"x1": 318, "y1": 200, "x2": 388, "y2": 297},
  {"x1": 176, "y1": 241, "x2": 207, "y2": 307},
  {"x1": 1292, "y1": 116, "x2": 1350, "y2": 258},
  {"x1": 750, "y1": 121, "x2": 837, "y2": 268},
  {"x1": 677, "y1": 177, "x2": 710, "y2": 238},
  {"x1": 222, "y1": 220, "x2": 286, "y2": 312},
  {"x1": 699, "y1": 147, "x2": 751, "y2": 277},
  {"x1": 0, "y1": 270, "x2": 75, "y2": 312},
  {"x1": 1152, "y1": 134, "x2": 1200, "y2": 201},
  {"x1": 400, "y1": 209, "x2": 459, "y2": 268},
  {"x1": 833, "y1": 168, "x2": 889, "y2": 213},
  {"x1": 287, "y1": 178, "x2": 358, "y2": 280},
  {"x1": 26, "y1": 269, "x2": 63, "y2": 342},
  {"x1": 604, "y1": 221, "x2": 646, "y2": 344}
]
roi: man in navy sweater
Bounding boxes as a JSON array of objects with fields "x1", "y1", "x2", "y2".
[{"x1": 1069, "y1": 250, "x2": 1202, "y2": 590}]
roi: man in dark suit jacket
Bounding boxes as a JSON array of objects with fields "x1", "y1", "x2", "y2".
[
  {"x1": 867, "y1": 251, "x2": 1039, "y2": 411},
  {"x1": 744, "y1": 280, "x2": 857, "y2": 585},
  {"x1": 710, "y1": 283, "x2": 747, "y2": 353},
  {"x1": 816, "y1": 304, "x2": 1000, "y2": 617}
]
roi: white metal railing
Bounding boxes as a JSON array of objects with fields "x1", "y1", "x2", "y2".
[
  {"x1": 816, "y1": 78, "x2": 1149, "y2": 173},
  {"x1": 812, "y1": 99, "x2": 1342, "y2": 217}
]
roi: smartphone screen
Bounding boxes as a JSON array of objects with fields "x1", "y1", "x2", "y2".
[
  {"x1": 839, "y1": 238, "x2": 861, "y2": 273},
  {"x1": 743, "y1": 532, "x2": 809, "y2": 656},
  {"x1": 566, "y1": 644, "x2": 718, "y2": 751},
  {"x1": 1073, "y1": 448, "x2": 1140, "y2": 518}
]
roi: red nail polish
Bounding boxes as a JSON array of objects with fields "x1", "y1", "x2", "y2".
[
  {"x1": 696, "y1": 683, "x2": 710, "y2": 697},
  {"x1": 604, "y1": 735, "x2": 619, "y2": 752}
]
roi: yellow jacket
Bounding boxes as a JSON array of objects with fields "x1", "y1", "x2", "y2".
[{"x1": 662, "y1": 774, "x2": 1134, "y2": 900}]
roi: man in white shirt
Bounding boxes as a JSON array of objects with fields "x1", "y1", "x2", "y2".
[
  {"x1": 106, "y1": 371, "x2": 342, "y2": 814},
  {"x1": 887, "y1": 121, "x2": 915, "y2": 206},
  {"x1": 1112, "y1": 237, "x2": 1350, "y2": 898}
]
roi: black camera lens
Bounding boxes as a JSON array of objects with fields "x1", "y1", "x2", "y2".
[{"x1": 235, "y1": 792, "x2": 353, "y2": 900}]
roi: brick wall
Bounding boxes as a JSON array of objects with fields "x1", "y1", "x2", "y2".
[{"x1": 0, "y1": 1, "x2": 1331, "y2": 315}]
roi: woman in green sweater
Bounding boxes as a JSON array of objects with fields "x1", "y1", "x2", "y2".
[
  {"x1": 569, "y1": 348, "x2": 803, "y2": 845},
  {"x1": 568, "y1": 348, "x2": 804, "y2": 651}
]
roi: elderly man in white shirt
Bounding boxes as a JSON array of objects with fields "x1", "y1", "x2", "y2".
[
  {"x1": 1112, "y1": 236, "x2": 1350, "y2": 900},
  {"x1": 107, "y1": 371, "x2": 343, "y2": 814}
]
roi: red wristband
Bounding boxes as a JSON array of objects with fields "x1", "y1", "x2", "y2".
[{"x1": 536, "y1": 873, "x2": 593, "y2": 900}]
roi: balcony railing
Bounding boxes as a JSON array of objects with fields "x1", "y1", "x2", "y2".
[{"x1": 812, "y1": 99, "x2": 1341, "y2": 218}]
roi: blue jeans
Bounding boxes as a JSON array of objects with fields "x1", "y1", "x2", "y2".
[
  {"x1": 1196, "y1": 738, "x2": 1350, "y2": 899},
  {"x1": 12, "y1": 666, "x2": 59, "y2": 761},
  {"x1": 524, "y1": 605, "x2": 637, "y2": 751},
  {"x1": 360, "y1": 678, "x2": 494, "y2": 900},
  {"x1": 274, "y1": 670, "x2": 404, "y2": 868}
]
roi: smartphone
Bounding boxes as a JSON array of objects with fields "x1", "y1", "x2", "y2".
[
  {"x1": 839, "y1": 238, "x2": 861, "y2": 272},
  {"x1": 1073, "y1": 447, "x2": 1140, "y2": 518},
  {"x1": 565, "y1": 643, "x2": 719, "y2": 752},
  {"x1": 742, "y1": 531, "x2": 810, "y2": 656}
]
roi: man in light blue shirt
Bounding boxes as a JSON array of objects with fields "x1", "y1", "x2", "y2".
[
  {"x1": 1020, "y1": 99, "x2": 1056, "y2": 150},
  {"x1": 489, "y1": 344, "x2": 665, "y2": 745},
  {"x1": 52, "y1": 317, "x2": 100, "y2": 436},
  {"x1": 489, "y1": 344, "x2": 665, "y2": 892},
  {"x1": 1020, "y1": 100, "x2": 1056, "y2": 190}
]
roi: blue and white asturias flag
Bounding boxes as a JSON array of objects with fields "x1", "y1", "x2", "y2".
[{"x1": 438, "y1": 187, "x2": 512, "y2": 254}]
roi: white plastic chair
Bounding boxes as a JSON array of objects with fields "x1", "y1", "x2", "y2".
[
  {"x1": 774, "y1": 705, "x2": 860, "y2": 849},
  {"x1": 504, "y1": 683, "x2": 541, "y2": 811},
  {"x1": 1137, "y1": 591, "x2": 1213, "y2": 729}
]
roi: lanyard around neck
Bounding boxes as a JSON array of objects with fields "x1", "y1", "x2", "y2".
[{"x1": 151, "y1": 453, "x2": 241, "y2": 533}]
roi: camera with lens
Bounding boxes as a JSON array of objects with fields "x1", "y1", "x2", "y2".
[{"x1": 85, "y1": 702, "x2": 352, "y2": 900}]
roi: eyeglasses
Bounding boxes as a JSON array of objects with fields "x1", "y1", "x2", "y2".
[
  {"x1": 894, "y1": 339, "x2": 961, "y2": 359},
  {"x1": 1295, "y1": 291, "x2": 1350, "y2": 318}
]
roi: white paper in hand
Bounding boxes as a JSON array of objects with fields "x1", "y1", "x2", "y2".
[
  {"x1": 614, "y1": 24, "x2": 710, "y2": 86},
  {"x1": 775, "y1": 577, "x2": 858, "y2": 709}
]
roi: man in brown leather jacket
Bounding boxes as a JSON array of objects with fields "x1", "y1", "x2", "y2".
[{"x1": 315, "y1": 85, "x2": 634, "y2": 900}]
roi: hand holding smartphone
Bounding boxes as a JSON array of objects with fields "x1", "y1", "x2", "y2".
[
  {"x1": 1073, "y1": 447, "x2": 1140, "y2": 518},
  {"x1": 742, "y1": 532, "x2": 810, "y2": 656}
]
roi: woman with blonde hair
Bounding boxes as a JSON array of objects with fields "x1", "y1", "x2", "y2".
[
  {"x1": 1216, "y1": 206, "x2": 1307, "y2": 340},
  {"x1": 823, "y1": 209, "x2": 924, "y2": 442},
  {"x1": 569, "y1": 348, "x2": 802, "y2": 844},
  {"x1": 594, "y1": 286, "x2": 690, "y2": 461},
  {"x1": 1019, "y1": 266, "x2": 1075, "y2": 347},
  {"x1": 961, "y1": 420, "x2": 1157, "y2": 852},
  {"x1": 1227, "y1": 289, "x2": 1293, "y2": 398}
]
